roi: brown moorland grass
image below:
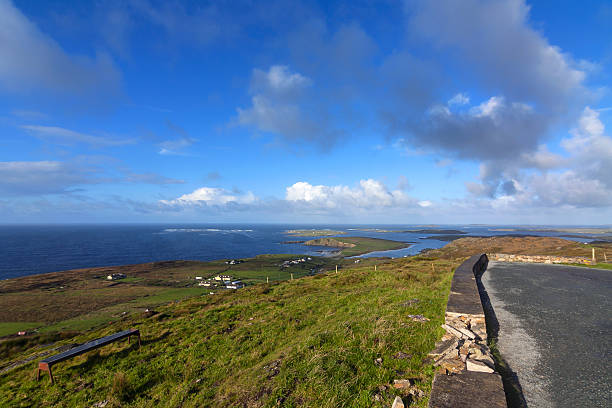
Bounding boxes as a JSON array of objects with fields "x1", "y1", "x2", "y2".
[{"x1": 423, "y1": 236, "x2": 612, "y2": 260}]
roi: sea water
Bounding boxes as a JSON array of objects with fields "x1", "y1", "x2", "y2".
[{"x1": 0, "y1": 224, "x2": 600, "y2": 280}]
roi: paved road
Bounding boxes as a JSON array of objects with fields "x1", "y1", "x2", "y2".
[{"x1": 482, "y1": 262, "x2": 611, "y2": 408}]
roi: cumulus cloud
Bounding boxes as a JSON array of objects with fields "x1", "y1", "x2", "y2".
[
  {"x1": 409, "y1": 0, "x2": 588, "y2": 113},
  {"x1": 21, "y1": 125, "x2": 135, "y2": 147},
  {"x1": 160, "y1": 187, "x2": 256, "y2": 207},
  {"x1": 415, "y1": 96, "x2": 546, "y2": 161},
  {"x1": 0, "y1": 0, "x2": 121, "y2": 97},
  {"x1": 237, "y1": 65, "x2": 344, "y2": 147},
  {"x1": 467, "y1": 106, "x2": 612, "y2": 207},
  {"x1": 394, "y1": 0, "x2": 590, "y2": 169},
  {"x1": 285, "y1": 179, "x2": 417, "y2": 210},
  {"x1": 160, "y1": 178, "x2": 427, "y2": 216},
  {"x1": 237, "y1": 21, "x2": 379, "y2": 148}
]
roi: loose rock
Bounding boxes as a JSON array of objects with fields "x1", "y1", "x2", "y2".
[
  {"x1": 441, "y1": 324, "x2": 464, "y2": 338},
  {"x1": 407, "y1": 314, "x2": 430, "y2": 322},
  {"x1": 391, "y1": 396, "x2": 404, "y2": 408},
  {"x1": 393, "y1": 351, "x2": 411, "y2": 360},
  {"x1": 393, "y1": 379, "x2": 412, "y2": 390}
]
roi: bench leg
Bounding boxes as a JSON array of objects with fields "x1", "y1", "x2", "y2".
[{"x1": 37, "y1": 363, "x2": 54, "y2": 384}]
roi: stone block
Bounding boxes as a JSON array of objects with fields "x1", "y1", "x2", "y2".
[
  {"x1": 441, "y1": 324, "x2": 463, "y2": 339},
  {"x1": 466, "y1": 358, "x2": 494, "y2": 373},
  {"x1": 429, "y1": 372, "x2": 506, "y2": 408}
]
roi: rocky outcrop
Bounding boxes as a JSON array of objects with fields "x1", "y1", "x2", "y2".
[{"x1": 489, "y1": 253, "x2": 591, "y2": 264}]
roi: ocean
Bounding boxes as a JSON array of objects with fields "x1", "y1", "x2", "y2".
[{"x1": 0, "y1": 224, "x2": 602, "y2": 280}]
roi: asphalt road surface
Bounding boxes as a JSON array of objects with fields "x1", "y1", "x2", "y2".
[{"x1": 482, "y1": 262, "x2": 611, "y2": 408}]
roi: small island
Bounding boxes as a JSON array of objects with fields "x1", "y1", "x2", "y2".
[{"x1": 304, "y1": 236, "x2": 411, "y2": 256}]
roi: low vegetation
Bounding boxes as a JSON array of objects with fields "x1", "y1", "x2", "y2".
[
  {"x1": 0, "y1": 257, "x2": 458, "y2": 407},
  {"x1": 424, "y1": 236, "x2": 612, "y2": 260}
]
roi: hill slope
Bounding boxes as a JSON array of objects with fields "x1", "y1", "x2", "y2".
[{"x1": 0, "y1": 257, "x2": 457, "y2": 407}]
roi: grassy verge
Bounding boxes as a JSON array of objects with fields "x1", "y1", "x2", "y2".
[
  {"x1": 562, "y1": 262, "x2": 612, "y2": 270},
  {"x1": 0, "y1": 257, "x2": 457, "y2": 408}
]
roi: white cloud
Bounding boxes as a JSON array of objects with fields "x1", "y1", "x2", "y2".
[
  {"x1": 561, "y1": 107, "x2": 612, "y2": 189},
  {"x1": 236, "y1": 65, "x2": 340, "y2": 147},
  {"x1": 409, "y1": 0, "x2": 588, "y2": 113},
  {"x1": 0, "y1": 0, "x2": 120, "y2": 97},
  {"x1": 467, "y1": 106, "x2": 612, "y2": 207},
  {"x1": 285, "y1": 179, "x2": 418, "y2": 210},
  {"x1": 448, "y1": 93, "x2": 469, "y2": 106},
  {"x1": 161, "y1": 187, "x2": 256, "y2": 206},
  {"x1": 158, "y1": 138, "x2": 196, "y2": 155},
  {"x1": 251, "y1": 65, "x2": 311, "y2": 95},
  {"x1": 21, "y1": 125, "x2": 135, "y2": 147},
  {"x1": 470, "y1": 96, "x2": 505, "y2": 118}
]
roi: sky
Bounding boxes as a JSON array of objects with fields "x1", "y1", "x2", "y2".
[{"x1": 1, "y1": 0, "x2": 611, "y2": 225}]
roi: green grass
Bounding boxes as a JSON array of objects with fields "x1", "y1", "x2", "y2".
[
  {"x1": 0, "y1": 322, "x2": 42, "y2": 337},
  {"x1": 563, "y1": 262, "x2": 612, "y2": 270},
  {"x1": 0, "y1": 255, "x2": 343, "y2": 336},
  {"x1": 0, "y1": 257, "x2": 457, "y2": 408}
]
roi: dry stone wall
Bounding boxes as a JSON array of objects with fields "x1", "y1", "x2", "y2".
[
  {"x1": 428, "y1": 255, "x2": 506, "y2": 408},
  {"x1": 489, "y1": 253, "x2": 591, "y2": 265}
]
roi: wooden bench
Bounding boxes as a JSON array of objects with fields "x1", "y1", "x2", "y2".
[{"x1": 37, "y1": 328, "x2": 140, "y2": 383}]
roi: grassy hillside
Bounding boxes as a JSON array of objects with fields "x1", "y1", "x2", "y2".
[
  {"x1": 0, "y1": 257, "x2": 457, "y2": 407},
  {"x1": 0, "y1": 255, "x2": 349, "y2": 337}
]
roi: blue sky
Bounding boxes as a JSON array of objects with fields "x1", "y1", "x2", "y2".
[{"x1": 1, "y1": 0, "x2": 611, "y2": 224}]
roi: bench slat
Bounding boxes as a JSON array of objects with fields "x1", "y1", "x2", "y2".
[{"x1": 40, "y1": 329, "x2": 137, "y2": 365}]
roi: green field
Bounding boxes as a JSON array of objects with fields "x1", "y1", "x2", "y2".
[
  {"x1": 0, "y1": 256, "x2": 458, "y2": 407},
  {"x1": 0, "y1": 322, "x2": 42, "y2": 338}
]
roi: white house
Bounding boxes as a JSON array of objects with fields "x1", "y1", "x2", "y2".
[{"x1": 225, "y1": 281, "x2": 244, "y2": 289}]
